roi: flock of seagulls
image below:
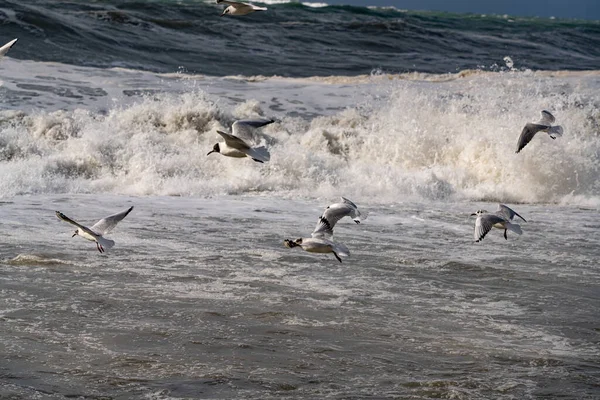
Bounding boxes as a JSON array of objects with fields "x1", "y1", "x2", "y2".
[{"x1": 0, "y1": 2, "x2": 564, "y2": 260}]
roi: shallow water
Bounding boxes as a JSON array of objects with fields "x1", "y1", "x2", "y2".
[{"x1": 0, "y1": 195, "x2": 598, "y2": 399}]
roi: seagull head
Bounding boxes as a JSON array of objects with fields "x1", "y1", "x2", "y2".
[
  {"x1": 72, "y1": 230, "x2": 78, "y2": 238},
  {"x1": 221, "y1": 7, "x2": 232, "y2": 16},
  {"x1": 207, "y1": 143, "x2": 220, "y2": 156},
  {"x1": 284, "y1": 238, "x2": 302, "y2": 248},
  {"x1": 471, "y1": 210, "x2": 487, "y2": 216}
]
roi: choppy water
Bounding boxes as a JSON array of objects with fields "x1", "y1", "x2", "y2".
[
  {"x1": 1, "y1": 0, "x2": 600, "y2": 76},
  {"x1": 1, "y1": 1, "x2": 600, "y2": 399},
  {"x1": 1, "y1": 195, "x2": 599, "y2": 399}
]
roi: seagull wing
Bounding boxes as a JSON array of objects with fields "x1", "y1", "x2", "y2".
[
  {"x1": 312, "y1": 203, "x2": 356, "y2": 238},
  {"x1": 474, "y1": 214, "x2": 505, "y2": 242},
  {"x1": 56, "y1": 211, "x2": 98, "y2": 237},
  {"x1": 0, "y1": 38, "x2": 17, "y2": 58},
  {"x1": 232, "y1": 119, "x2": 274, "y2": 142},
  {"x1": 216, "y1": 130, "x2": 251, "y2": 151},
  {"x1": 516, "y1": 123, "x2": 548, "y2": 153},
  {"x1": 340, "y1": 197, "x2": 363, "y2": 222},
  {"x1": 90, "y1": 206, "x2": 134, "y2": 236},
  {"x1": 539, "y1": 110, "x2": 556, "y2": 126},
  {"x1": 496, "y1": 204, "x2": 527, "y2": 222}
]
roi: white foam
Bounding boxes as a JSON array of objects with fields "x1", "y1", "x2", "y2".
[{"x1": 1, "y1": 60, "x2": 599, "y2": 206}]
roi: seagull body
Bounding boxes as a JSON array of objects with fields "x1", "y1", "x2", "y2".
[
  {"x1": 56, "y1": 206, "x2": 133, "y2": 253},
  {"x1": 207, "y1": 119, "x2": 273, "y2": 163},
  {"x1": 217, "y1": 0, "x2": 267, "y2": 16},
  {"x1": 471, "y1": 204, "x2": 526, "y2": 242},
  {"x1": 284, "y1": 238, "x2": 350, "y2": 263},
  {"x1": 0, "y1": 38, "x2": 18, "y2": 59},
  {"x1": 516, "y1": 110, "x2": 564, "y2": 153},
  {"x1": 284, "y1": 197, "x2": 363, "y2": 262}
]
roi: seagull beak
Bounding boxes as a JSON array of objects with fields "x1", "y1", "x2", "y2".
[
  {"x1": 72, "y1": 232, "x2": 77, "y2": 237},
  {"x1": 470, "y1": 213, "x2": 476, "y2": 216},
  {"x1": 207, "y1": 150, "x2": 215, "y2": 156}
]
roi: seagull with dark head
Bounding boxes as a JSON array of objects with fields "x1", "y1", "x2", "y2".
[
  {"x1": 207, "y1": 118, "x2": 274, "y2": 163},
  {"x1": 56, "y1": 206, "x2": 133, "y2": 253},
  {"x1": 284, "y1": 197, "x2": 364, "y2": 263},
  {"x1": 470, "y1": 204, "x2": 526, "y2": 242}
]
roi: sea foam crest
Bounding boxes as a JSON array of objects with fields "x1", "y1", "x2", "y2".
[{"x1": 0, "y1": 71, "x2": 598, "y2": 206}]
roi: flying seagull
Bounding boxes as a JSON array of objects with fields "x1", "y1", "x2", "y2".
[
  {"x1": 471, "y1": 204, "x2": 526, "y2": 242},
  {"x1": 284, "y1": 197, "x2": 363, "y2": 262},
  {"x1": 217, "y1": 0, "x2": 267, "y2": 16},
  {"x1": 516, "y1": 110, "x2": 564, "y2": 153},
  {"x1": 207, "y1": 119, "x2": 273, "y2": 163},
  {"x1": 56, "y1": 206, "x2": 134, "y2": 253},
  {"x1": 0, "y1": 38, "x2": 18, "y2": 59}
]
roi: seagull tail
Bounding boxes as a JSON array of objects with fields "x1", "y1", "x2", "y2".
[
  {"x1": 332, "y1": 242, "x2": 350, "y2": 257},
  {"x1": 505, "y1": 222, "x2": 522, "y2": 235},
  {"x1": 248, "y1": 146, "x2": 270, "y2": 163},
  {"x1": 97, "y1": 236, "x2": 115, "y2": 250},
  {"x1": 548, "y1": 125, "x2": 564, "y2": 139}
]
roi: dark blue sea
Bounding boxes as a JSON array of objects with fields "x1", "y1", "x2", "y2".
[{"x1": 2, "y1": 0, "x2": 600, "y2": 76}]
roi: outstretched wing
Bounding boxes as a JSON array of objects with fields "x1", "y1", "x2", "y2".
[
  {"x1": 312, "y1": 202, "x2": 360, "y2": 238},
  {"x1": 496, "y1": 204, "x2": 526, "y2": 222},
  {"x1": 516, "y1": 123, "x2": 548, "y2": 153},
  {"x1": 232, "y1": 119, "x2": 274, "y2": 142},
  {"x1": 340, "y1": 197, "x2": 363, "y2": 222},
  {"x1": 90, "y1": 206, "x2": 134, "y2": 236},
  {"x1": 539, "y1": 110, "x2": 556, "y2": 126},
  {"x1": 216, "y1": 130, "x2": 251, "y2": 151},
  {"x1": 474, "y1": 214, "x2": 505, "y2": 242},
  {"x1": 56, "y1": 211, "x2": 97, "y2": 237},
  {"x1": 0, "y1": 38, "x2": 17, "y2": 58}
]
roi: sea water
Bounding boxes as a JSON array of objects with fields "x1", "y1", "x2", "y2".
[{"x1": 1, "y1": 1, "x2": 599, "y2": 399}]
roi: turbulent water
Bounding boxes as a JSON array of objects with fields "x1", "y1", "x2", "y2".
[
  {"x1": 2, "y1": 0, "x2": 600, "y2": 76},
  {"x1": 1, "y1": 1, "x2": 600, "y2": 399}
]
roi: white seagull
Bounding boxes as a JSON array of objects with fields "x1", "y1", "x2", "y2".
[
  {"x1": 284, "y1": 197, "x2": 363, "y2": 263},
  {"x1": 471, "y1": 204, "x2": 526, "y2": 242},
  {"x1": 207, "y1": 119, "x2": 273, "y2": 163},
  {"x1": 0, "y1": 38, "x2": 18, "y2": 59},
  {"x1": 56, "y1": 206, "x2": 134, "y2": 253},
  {"x1": 217, "y1": 0, "x2": 267, "y2": 16},
  {"x1": 516, "y1": 110, "x2": 564, "y2": 153}
]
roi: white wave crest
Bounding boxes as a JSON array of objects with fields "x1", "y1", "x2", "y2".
[{"x1": 0, "y1": 70, "x2": 598, "y2": 207}]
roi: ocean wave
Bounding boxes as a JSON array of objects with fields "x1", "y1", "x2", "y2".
[
  {"x1": 1, "y1": 0, "x2": 599, "y2": 77},
  {"x1": 0, "y1": 67, "x2": 598, "y2": 207}
]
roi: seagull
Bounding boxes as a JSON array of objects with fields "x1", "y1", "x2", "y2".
[
  {"x1": 217, "y1": 0, "x2": 267, "y2": 16},
  {"x1": 516, "y1": 110, "x2": 564, "y2": 153},
  {"x1": 56, "y1": 206, "x2": 133, "y2": 253},
  {"x1": 284, "y1": 197, "x2": 363, "y2": 263},
  {"x1": 471, "y1": 204, "x2": 526, "y2": 242},
  {"x1": 207, "y1": 119, "x2": 273, "y2": 163},
  {"x1": 0, "y1": 38, "x2": 18, "y2": 59},
  {"x1": 284, "y1": 238, "x2": 350, "y2": 263}
]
